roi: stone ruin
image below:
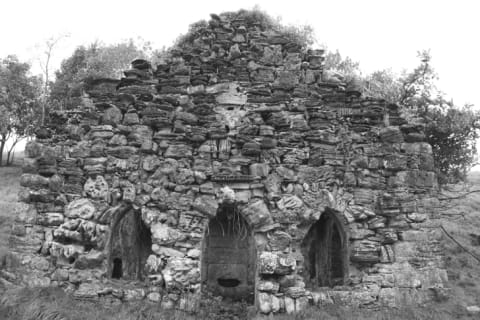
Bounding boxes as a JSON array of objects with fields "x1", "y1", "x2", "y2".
[{"x1": 11, "y1": 10, "x2": 448, "y2": 314}]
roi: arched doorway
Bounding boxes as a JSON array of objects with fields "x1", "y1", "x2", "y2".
[
  {"x1": 301, "y1": 209, "x2": 348, "y2": 288},
  {"x1": 201, "y1": 203, "x2": 256, "y2": 303},
  {"x1": 108, "y1": 208, "x2": 152, "y2": 281}
]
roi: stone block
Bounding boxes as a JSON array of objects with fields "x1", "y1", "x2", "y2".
[
  {"x1": 241, "y1": 199, "x2": 273, "y2": 229},
  {"x1": 380, "y1": 126, "x2": 403, "y2": 143},
  {"x1": 192, "y1": 195, "x2": 218, "y2": 217},
  {"x1": 84, "y1": 176, "x2": 109, "y2": 200},
  {"x1": 164, "y1": 144, "x2": 192, "y2": 159},
  {"x1": 151, "y1": 223, "x2": 186, "y2": 245},
  {"x1": 258, "y1": 280, "x2": 280, "y2": 293},
  {"x1": 65, "y1": 199, "x2": 96, "y2": 219}
]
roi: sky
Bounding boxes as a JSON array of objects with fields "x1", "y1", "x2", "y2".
[{"x1": 1, "y1": 0, "x2": 479, "y2": 108}]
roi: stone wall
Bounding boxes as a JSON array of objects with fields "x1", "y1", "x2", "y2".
[{"x1": 11, "y1": 10, "x2": 447, "y2": 314}]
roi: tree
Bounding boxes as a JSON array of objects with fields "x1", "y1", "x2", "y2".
[
  {"x1": 50, "y1": 39, "x2": 149, "y2": 110},
  {"x1": 363, "y1": 51, "x2": 480, "y2": 183},
  {"x1": 37, "y1": 34, "x2": 70, "y2": 126},
  {"x1": 324, "y1": 50, "x2": 361, "y2": 80},
  {"x1": 426, "y1": 105, "x2": 479, "y2": 183},
  {"x1": 0, "y1": 56, "x2": 42, "y2": 165}
]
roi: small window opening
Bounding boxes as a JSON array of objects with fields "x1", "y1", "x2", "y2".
[
  {"x1": 218, "y1": 278, "x2": 241, "y2": 288},
  {"x1": 112, "y1": 258, "x2": 123, "y2": 279}
]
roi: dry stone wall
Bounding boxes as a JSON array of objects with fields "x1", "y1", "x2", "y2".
[{"x1": 12, "y1": 11, "x2": 447, "y2": 314}]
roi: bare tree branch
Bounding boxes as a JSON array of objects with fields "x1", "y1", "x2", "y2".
[
  {"x1": 438, "y1": 189, "x2": 480, "y2": 201},
  {"x1": 37, "y1": 34, "x2": 70, "y2": 126},
  {"x1": 441, "y1": 225, "x2": 480, "y2": 263}
]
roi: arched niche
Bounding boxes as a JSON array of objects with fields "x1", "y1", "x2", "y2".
[
  {"x1": 301, "y1": 209, "x2": 348, "y2": 288},
  {"x1": 201, "y1": 203, "x2": 256, "y2": 303},
  {"x1": 107, "y1": 208, "x2": 152, "y2": 281}
]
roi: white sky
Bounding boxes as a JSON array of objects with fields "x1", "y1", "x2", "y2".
[{"x1": 1, "y1": 0, "x2": 479, "y2": 108}]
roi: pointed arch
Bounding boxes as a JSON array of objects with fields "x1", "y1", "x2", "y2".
[
  {"x1": 107, "y1": 205, "x2": 152, "y2": 281},
  {"x1": 301, "y1": 208, "x2": 348, "y2": 288}
]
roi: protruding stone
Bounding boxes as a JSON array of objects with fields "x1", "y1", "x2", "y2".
[
  {"x1": 65, "y1": 199, "x2": 96, "y2": 219},
  {"x1": 258, "y1": 292, "x2": 272, "y2": 314},
  {"x1": 102, "y1": 105, "x2": 123, "y2": 124},
  {"x1": 241, "y1": 199, "x2": 273, "y2": 229},
  {"x1": 151, "y1": 223, "x2": 185, "y2": 245},
  {"x1": 84, "y1": 176, "x2": 109, "y2": 200},
  {"x1": 192, "y1": 195, "x2": 218, "y2": 217}
]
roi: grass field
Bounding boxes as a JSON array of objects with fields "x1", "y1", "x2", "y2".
[
  {"x1": 0, "y1": 162, "x2": 22, "y2": 276},
  {"x1": 0, "y1": 286, "x2": 473, "y2": 320},
  {"x1": 437, "y1": 173, "x2": 480, "y2": 311},
  {"x1": 1, "y1": 156, "x2": 480, "y2": 319}
]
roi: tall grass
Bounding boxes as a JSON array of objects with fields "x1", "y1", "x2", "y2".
[
  {"x1": 0, "y1": 164, "x2": 22, "y2": 287},
  {"x1": 0, "y1": 286, "x2": 476, "y2": 320}
]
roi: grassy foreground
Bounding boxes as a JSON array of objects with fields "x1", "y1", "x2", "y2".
[
  {"x1": 0, "y1": 164, "x2": 22, "y2": 279},
  {"x1": 0, "y1": 286, "x2": 472, "y2": 320},
  {"x1": 0, "y1": 158, "x2": 479, "y2": 319}
]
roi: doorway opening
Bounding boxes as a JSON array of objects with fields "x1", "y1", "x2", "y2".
[
  {"x1": 108, "y1": 208, "x2": 152, "y2": 281},
  {"x1": 201, "y1": 203, "x2": 256, "y2": 303},
  {"x1": 301, "y1": 209, "x2": 348, "y2": 288}
]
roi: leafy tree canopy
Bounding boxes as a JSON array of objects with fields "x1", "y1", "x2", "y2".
[
  {"x1": 0, "y1": 55, "x2": 42, "y2": 165},
  {"x1": 325, "y1": 50, "x2": 480, "y2": 183},
  {"x1": 50, "y1": 39, "x2": 150, "y2": 109}
]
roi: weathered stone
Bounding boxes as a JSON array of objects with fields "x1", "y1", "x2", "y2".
[
  {"x1": 123, "y1": 289, "x2": 146, "y2": 301},
  {"x1": 146, "y1": 255, "x2": 162, "y2": 273},
  {"x1": 258, "y1": 292, "x2": 272, "y2": 314},
  {"x1": 123, "y1": 112, "x2": 140, "y2": 125},
  {"x1": 74, "y1": 250, "x2": 104, "y2": 269},
  {"x1": 74, "y1": 282, "x2": 101, "y2": 299},
  {"x1": 20, "y1": 174, "x2": 50, "y2": 189},
  {"x1": 351, "y1": 240, "x2": 381, "y2": 264},
  {"x1": 147, "y1": 292, "x2": 162, "y2": 302},
  {"x1": 37, "y1": 212, "x2": 64, "y2": 226},
  {"x1": 25, "y1": 140, "x2": 43, "y2": 158},
  {"x1": 241, "y1": 200, "x2": 273, "y2": 229},
  {"x1": 142, "y1": 155, "x2": 161, "y2": 171},
  {"x1": 277, "y1": 195, "x2": 303, "y2": 211},
  {"x1": 262, "y1": 45, "x2": 283, "y2": 66},
  {"x1": 380, "y1": 126, "x2": 403, "y2": 143},
  {"x1": 106, "y1": 146, "x2": 137, "y2": 159},
  {"x1": 258, "y1": 280, "x2": 280, "y2": 293},
  {"x1": 284, "y1": 296, "x2": 295, "y2": 314},
  {"x1": 65, "y1": 199, "x2": 95, "y2": 219},
  {"x1": 84, "y1": 176, "x2": 109, "y2": 200},
  {"x1": 192, "y1": 195, "x2": 218, "y2": 217},
  {"x1": 259, "y1": 252, "x2": 278, "y2": 274},
  {"x1": 249, "y1": 163, "x2": 270, "y2": 177},
  {"x1": 152, "y1": 245, "x2": 184, "y2": 257},
  {"x1": 175, "y1": 168, "x2": 195, "y2": 185},
  {"x1": 164, "y1": 145, "x2": 192, "y2": 159},
  {"x1": 467, "y1": 306, "x2": 480, "y2": 314},
  {"x1": 151, "y1": 223, "x2": 185, "y2": 245},
  {"x1": 268, "y1": 230, "x2": 291, "y2": 251},
  {"x1": 102, "y1": 105, "x2": 123, "y2": 124}
]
